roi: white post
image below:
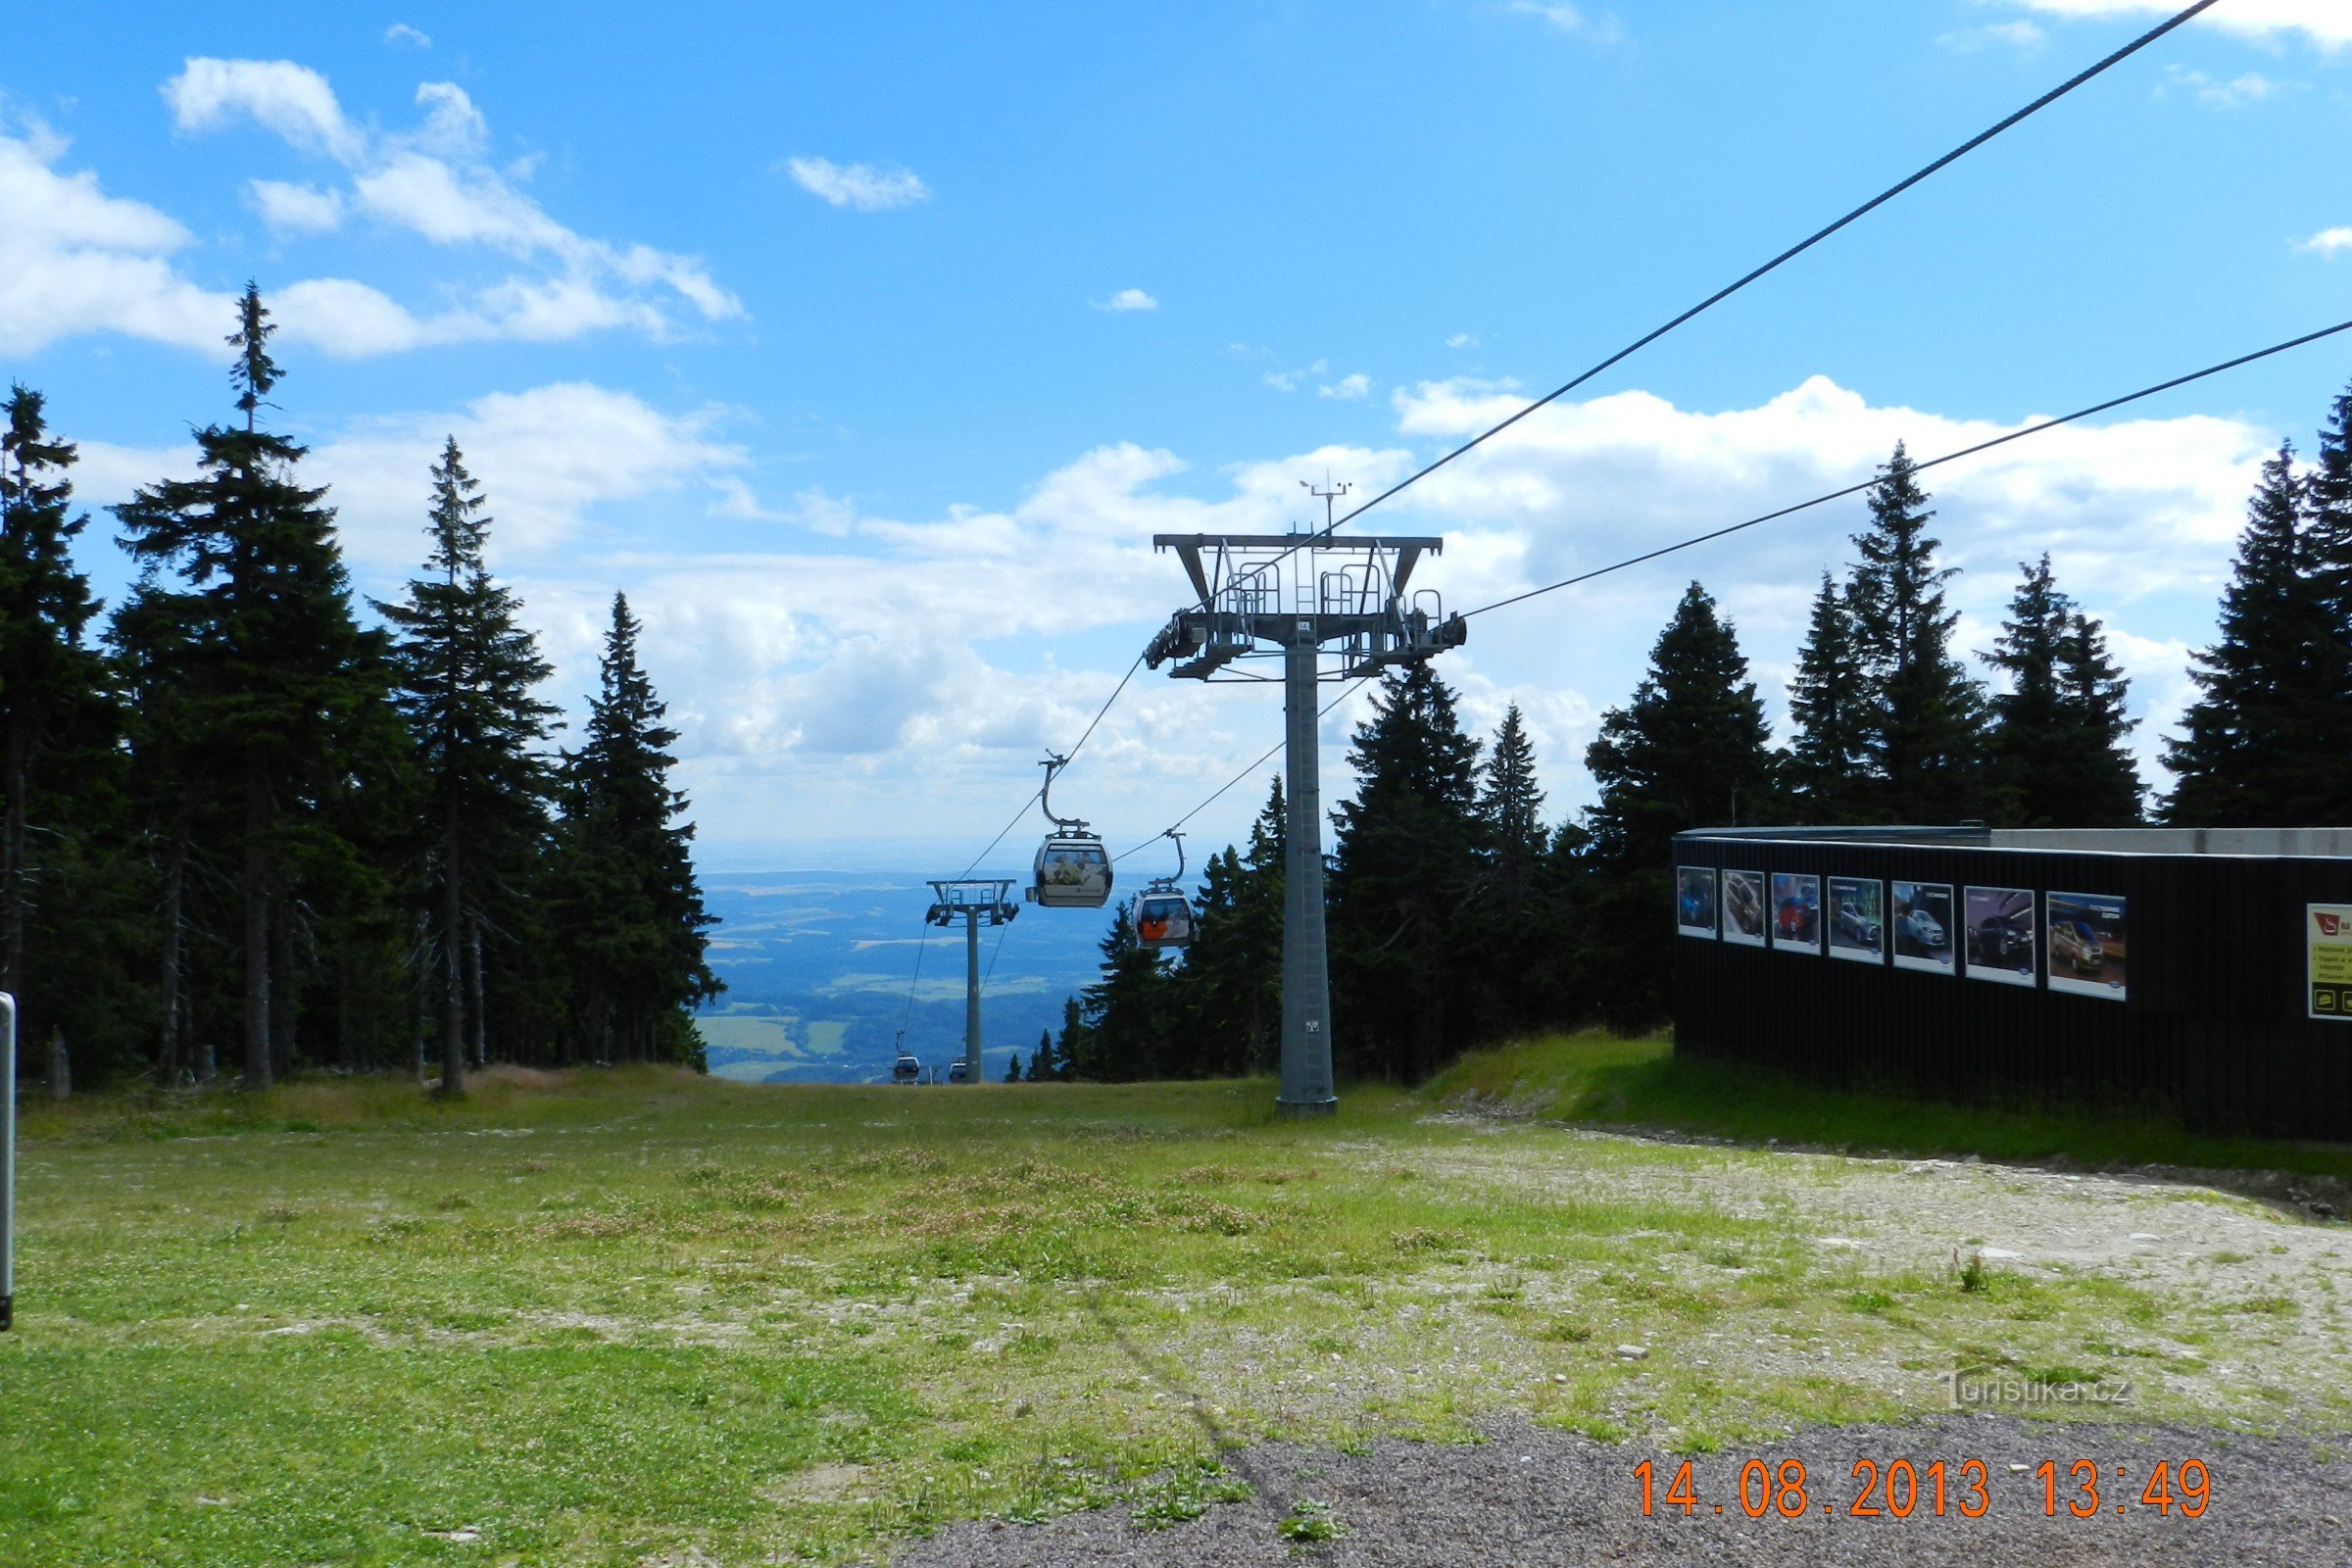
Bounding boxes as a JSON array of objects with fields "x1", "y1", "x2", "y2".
[{"x1": 2, "y1": 991, "x2": 15, "y2": 1331}]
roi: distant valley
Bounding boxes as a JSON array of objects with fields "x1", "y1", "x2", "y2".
[{"x1": 691, "y1": 869, "x2": 1110, "y2": 1083}]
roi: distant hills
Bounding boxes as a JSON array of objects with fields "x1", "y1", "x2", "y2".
[{"x1": 691, "y1": 869, "x2": 1109, "y2": 1083}]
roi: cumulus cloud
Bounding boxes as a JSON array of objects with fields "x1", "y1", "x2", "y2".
[
  {"x1": 1446, "y1": 332, "x2": 1481, "y2": 349},
  {"x1": 1503, "y1": 1, "x2": 1623, "y2": 41},
  {"x1": 1319, "y1": 373, "x2": 1373, "y2": 400},
  {"x1": 1993, "y1": 0, "x2": 2352, "y2": 49},
  {"x1": 1094, "y1": 287, "x2": 1158, "y2": 313},
  {"x1": 2298, "y1": 226, "x2": 2352, "y2": 256},
  {"x1": 2161, "y1": 66, "x2": 2282, "y2": 108},
  {"x1": 248, "y1": 177, "x2": 345, "y2": 231},
  {"x1": 1263, "y1": 359, "x2": 1326, "y2": 392},
  {"x1": 0, "y1": 120, "x2": 231, "y2": 355},
  {"x1": 783, "y1": 157, "x2": 929, "y2": 211},
  {"x1": 384, "y1": 23, "x2": 431, "y2": 49},
  {"x1": 152, "y1": 58, "x2": 741, "y2": 354}
]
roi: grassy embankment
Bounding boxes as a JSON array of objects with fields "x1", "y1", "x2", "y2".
[{"x1": 3, "y1": 1038, "x2": 2345, "y2": 1566}]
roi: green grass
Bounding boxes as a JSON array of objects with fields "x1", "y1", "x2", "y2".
[
  {"x1": 1427, "y1": 1033, "x2": 2352, "y2": 1180},
  {"x1": 1, "y1": 1045, "x2": 2341, "y2": 1565}
]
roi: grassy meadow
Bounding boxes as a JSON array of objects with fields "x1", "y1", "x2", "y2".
[{"x1": 3, "y1": 1038, "x2": 2347, "y2": 1565}]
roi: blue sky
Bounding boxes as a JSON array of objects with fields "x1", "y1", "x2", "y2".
[{"x1": 5, "y1": 1, "x2": 2350, "y2": 869}]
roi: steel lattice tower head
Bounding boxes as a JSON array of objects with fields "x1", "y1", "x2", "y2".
[
  {"x1": 1144, "y1": 529, "x2": 1466, "y2": 1116},
  {"x1": 926, "y1": 879, "x2": 1018, "y2": 1084}
]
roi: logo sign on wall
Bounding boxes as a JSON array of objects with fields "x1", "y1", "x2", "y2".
[
  {"x1": 1964, "y1": 886, "x2": 2037, "y2": 987},
  {"x1": 2046, "y1": 892, "x2": 2127, "y2": 1002},
  {"x1": 1890, "y1": 881, "x2": 1955, "y2": 975},
  {"x1": 2312, "y1": 905, "x2": 2352, "y2": 1021},
  {"x1": 1771, "y1": 872, "x2": 1821, "y2": 954},
  {"x1": 1826, "y1": 877, "x2": 1885, "y2": 964},
  {"x1": 1722, "y1": 869, "x2": 1768, "y2": 948},
  {"x1": 1676, "y1": 866, "x2": 1718, "y2": 938}
]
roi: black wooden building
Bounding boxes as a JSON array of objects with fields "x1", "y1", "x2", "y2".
[{"x1": 1672, "y1": 826, "x2": 2352, "y2": 1141}]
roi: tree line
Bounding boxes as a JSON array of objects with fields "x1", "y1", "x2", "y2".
[
  {"x1": 1041, "y1": 384, "x2": 2352, "y2": 1080},
  {"x1": 0, "y1": 286, "x2": 718, "y2": 1093}
]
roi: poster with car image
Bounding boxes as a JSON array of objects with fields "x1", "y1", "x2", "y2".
[
  {"x1": 1676, "y1": 866, "x2": 1718, "y2": 938},
  {"x1": 1826, "y1": 877, "x2": 1885, "y2": 963},
  {"x1": 1964, "y1": 886, "x2": 2037, "y2": 986},
  {"x1": 1771, "y1": 872, "x2": 1821, "y2": 953},
  {"x1": 1890, "y1": 881, "x2": 1955, "y2": 974},
  {"x1": 2309, "y1": 905, "x2": 2352, "y2": 1021},
  {"x1": 1721, "y1": 869, "x2": 1767, "y2": 947},
  {"x1": 2046, "y1": 892, "x2": 2127, "y2": 1001}
]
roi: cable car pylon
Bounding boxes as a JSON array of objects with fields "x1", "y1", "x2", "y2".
[
  {"x1": 924, "y1": 879, "x2": 1018, "y2": 1085},
  {"x1": 1143, "y1": 481, "x2": 1465, "y2": 1116}
]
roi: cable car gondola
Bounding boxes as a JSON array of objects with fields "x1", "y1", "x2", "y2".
[
  {"x1": 1029, "y1": 753, "x2": 1111, "y2": 908},
  {"x1": 890, "y1": 1034, "x2": 921, "y2": 1084},
  {"x1": 1131, "y1": 830, "x2": 1196, "y2": 951}
]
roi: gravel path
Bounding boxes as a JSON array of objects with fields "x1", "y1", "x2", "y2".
[{"x1": 894, "y1": 1415, "x2": 2352, "y2": 1567}]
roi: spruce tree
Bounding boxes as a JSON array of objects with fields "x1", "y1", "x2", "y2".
[
  {"x1": 378, "y1": 438, "x2": 557, "y2": 1093},
  {"x1": 1477, "y1": 705, "x2": 1545, "y2": 909},
  {"x1": 2299, "y1": 380, "x2": 2352, "y2": 818},
  {"x1": 1078, "y1": 906, "x2": 1174, "y2": 1081},
  {"x1": 112, "y1": 285, "x2": 397, "y2": 1088},
  {"x1": 1470, "y1": 704, "x2": 1555, "y2": 1037},
  {"x1": 1052, "y1": 994, "x2": 1089, "y2": 1081},
  {"x1": 1165, "y1": 779, "x2": 1284, "y2": 1077},
  {"x1": 1783, "y1": 571, "x2": 1873, "y2": 820},
  {"x1": 1327, "y1": 662, "x2": 1483, "y2": 1083},
  {"x1": 1582, "y1": 582, "x2": 1775, "y2": 1030},
  {"x1": 1847, "y1": 445, "x2": 1988, "y2": 822},
  {"x1": 0, "y1": 387, "x2": 106, "y2": 1005},
  {"x1": 2165, "y1": 445, "x2": 2341, "y2": 825},
  {"x1": 1984, "y1": 557, "x2": 2140, "y2": 827},
  {"x1": 547, "y1": 592, "x2": 719, "y2": 1062}
]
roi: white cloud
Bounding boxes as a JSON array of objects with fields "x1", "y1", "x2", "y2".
[
  {"x1": 1263, "y1": 359, "x2": 1326, "y2": 392},
  {"x1": 164, "y1": 58, "x2": 365, "y2": 163},
  {"x1": 1446, "y1": 332, "x2": 1481, "y2": 349},
  {"x1": 2297, "y1": 226, "x2": 2352, "y2": 256},
  {"x1": 783, "y1": 157, "x2": 929, "y2": 212},
  {"x1": 248, "y1": 177, "x2": 344, "y2": 232},
  {"x1": 2161, "y1": 66, "x2": 2282, "y2": 108},
  {"x1": 1319, "y1": 373, "x2": 1373, "y2": 400},
  {"x1": 0, "y1": 122, "x2": 230, "y2": 355},
  {"x1": 384, "y1": 23, "x2": 431, "y2": 49},
  {"x1": 1504, "y1": 1, "x2": 1622, "y2": 40},
  {"x1": 1993, "y1": 1, "x2": 2352, "y2": 49},
  {"x1": 153, "y1": 58, "x2": 741, "y2": 354},
  {"x1": 1095, "y1": 287, "x2": 1158, "y2": 313}
]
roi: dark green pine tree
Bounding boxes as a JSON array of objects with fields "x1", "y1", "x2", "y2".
[
  {"x1": 2054, "y1": 608, "x2": 2141, "y2": 824},
  {"x1": 1052, "y1": 994, "x2": 1089, "y2": 1081},
  {"x1": 1026, "y1": 1026, "x2": 1055, "y2": 1082},
  {"x1": 2165, "y1": 445, "x2": 2342, "y2": 825},
  {"x1": 0, "y1": 387, "x2": 107, "y2": 1008},
  {"x1": 1075, "y1": 906, "x2": 1172, "y2": 1081},
  {"x1": 2298, "y1": 380, "x2": 2352, "y2": 818},
  {"x1": 1847, "y1": 444, "x2": 1989, "y2": 822},
  {"x1": 1783, "y1": 572, "x2": 1874, "y2": 821},
  {"x1": 1003, "y1": 1050, "x2": 1021, "y2": 1083},
  {"x1": 377, "y1": 438, "x2": 558, "y2": 1094},
  {"x1": 1327, "y1": 662, "x2": 1483, "y2": 1083},
  {"x1": 112, "y1": 285, "x2": 398, "y2": 1089},
  {"x1": 1984, "y1": 557, "x2": 2141, "y2": 827},
  {"x1": 547, "y1": 592, "x2": 720, "y2": 1062},
  {"x1": 1582, "y1": 582, "x2": 1776, "y2": 1031},
  {"x1": 1470, "y1": 704, "x2": 1556, "y2": 1038},
  {"x1": 1165, "y1": 777, "x2": 1284, "y2": 1077}
]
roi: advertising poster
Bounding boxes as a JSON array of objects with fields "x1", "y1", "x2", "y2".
[
  {"x1": 2312, "y1": 905, "x2": 2352, "y2": 1021},
  {"x1": 1721, "y1": 869, "x2": 1767, "y2": 947},
  {"x1": 1964, "y1": 886, "x2": 2037, "y2": 986},
  {"x1": 2046, "y1": 892, "x2": 2128, "y2": 1001},
  {"x1": 1890, "y1": 881, "x2": 1956, "y2": 975},
  {"x1": 1826, "y1": 876, "x2": 1885, "y2": 963},
  {"x1": 1771, "y1": 872, "x2": 1821, "y2": 954},
  {"x1": 1676, "y1": 866, "x2": 1719, "y2": 939}
]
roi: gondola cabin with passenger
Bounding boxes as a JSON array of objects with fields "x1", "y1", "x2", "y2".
[
  {"x1": 1028, "y1": 753, "x2": 1112, "y2": 908},
  {"x1": 1130, "y1": 830, "x2": 1197, "y2": 950}
]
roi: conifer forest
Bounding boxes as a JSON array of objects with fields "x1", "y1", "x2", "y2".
[{"x1": 7, "y1": 290, "x2": 2352, "y2": 1094}]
